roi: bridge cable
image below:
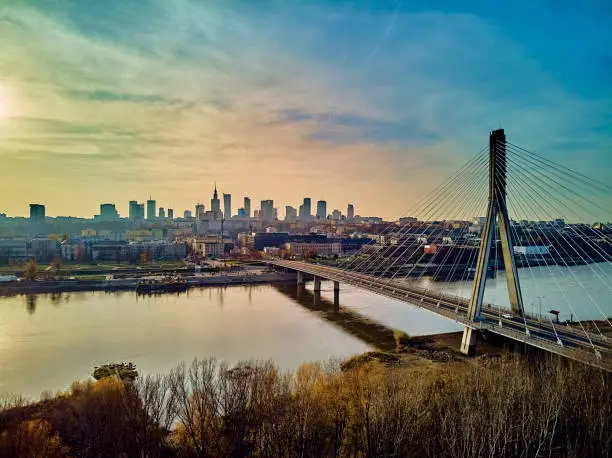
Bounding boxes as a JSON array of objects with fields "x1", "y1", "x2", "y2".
[{"x1": 500, "y1": 160, "x2": 607, "y2": 342}]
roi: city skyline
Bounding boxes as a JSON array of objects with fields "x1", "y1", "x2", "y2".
[
  {"x1": 0, "y1": 1, "x2": 610, "y2": 219},
  {"x1": 6, "y1": 187, "x2": 359, "y2": 221}
]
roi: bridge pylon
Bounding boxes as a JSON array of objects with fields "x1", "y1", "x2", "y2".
[{"x1": 460, "y1": 129, "x2": 524, "y2": 355}]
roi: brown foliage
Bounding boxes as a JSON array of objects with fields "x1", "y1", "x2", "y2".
[{"x1": 0, "y1": 356, "x2": 610, "y2": 457}]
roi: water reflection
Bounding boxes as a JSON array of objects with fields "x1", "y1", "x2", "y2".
[
  {"x1": 0, "y1": 285, "x2": 371, "y2": 398},
  {"x1": 274, "y1": 284, "x2": 397, "y2": 352},
  {"x1": 25, "y1": 294, "x2": 37, "y2": 314}
]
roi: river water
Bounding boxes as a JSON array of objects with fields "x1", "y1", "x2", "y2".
[{"x1": 1, "y1": 264, "x2": 610, "y2": 398}]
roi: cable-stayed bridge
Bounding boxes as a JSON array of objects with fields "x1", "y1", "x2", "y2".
[{"x1": 268, "y1": 130, "x2": 612, "y2": 371}]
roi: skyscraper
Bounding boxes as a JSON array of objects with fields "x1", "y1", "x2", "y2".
[
  {"x1": 99, "y1": 203, "x2": 119, "y2": 220},
  {"x1": 29, "y1": 204, "x2": 45, "y2": 222},
  {"x1": 261, "y1": 200, "x2": 274, "y2": 221},
  {"x1": 211, "y1": 184, "x2": 221, "y2": 215},
  {"x1": 285, "y1": 206, "x2": 297, "y2": 221},
  {"x1": 184, "y1": 210, "x2": 193, "y2": 219},
  {"x1": 159, "y1": 207, "x2": 165, "y2": 219},
  {"x1": 129, "y1": 200, "x2": 139, "y2": 219},
  {"x1": 244, "y1": 197, "x2": 251, "y2": 218},
  {"x1": 168, "y1": 208, "x2": 174, "y2": 219},
  {"x1": 147, "y1": 198, "x2": 156, "y2": 220},
  {"x1": 299, "y1": 197, "x2": 311, "y2": 221},
  {"x1": 347, "y1": 204, "x2": 354, "y2": 220},
  {"x1": 223, "y1": 193, "x2": 231, "y2": 219},
  {"x1": 316, "y1": 200, "x2": 327, "y2": 220},
  {"x1": 137, "y1": 204, "x2": 145, "y2": 219},
  {"x1": 195, "y1": 203, "x2": 205, "y2": 219}
]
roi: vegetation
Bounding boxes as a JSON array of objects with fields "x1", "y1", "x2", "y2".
[
  {"x1": 23, "y1": 258, "x2": 37, "y2": 280},
  {"x1": 393, "y1": 329, "x2": 410, "y2": 351},
  {"x1": 93, "y1": 362, "x2": 138, "y2": 382},
  {"x1": 0, "y1": 356, "x2": 610, "y2": 457}
]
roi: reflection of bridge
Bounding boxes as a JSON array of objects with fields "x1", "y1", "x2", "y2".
[
  {"x1": 268, "y1": 130, "x2": 612, "y2": 371},
  {"x1": 273, "y1": 283, "x2": 397, "y2": 352}
]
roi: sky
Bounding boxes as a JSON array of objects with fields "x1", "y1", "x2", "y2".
[{"x1": 0, "y1": 0, "x2": 610, "y2": 219}]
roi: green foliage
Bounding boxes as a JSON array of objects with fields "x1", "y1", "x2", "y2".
[{"x1": 393, "y1": 329, "x2": 410, "y2": 351}]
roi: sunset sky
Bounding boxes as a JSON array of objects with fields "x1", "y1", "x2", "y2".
[{"x1": 0, "y1": 0, "x2": 610, "y2": 219}]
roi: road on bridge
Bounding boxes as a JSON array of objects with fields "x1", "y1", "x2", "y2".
[{"x1": 269, "y1": 260, "x2": 611, "y2": 372}]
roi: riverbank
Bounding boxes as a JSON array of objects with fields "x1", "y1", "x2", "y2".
[{"x1": 0, "y1": 271, "x2": 297, "y2": 296}]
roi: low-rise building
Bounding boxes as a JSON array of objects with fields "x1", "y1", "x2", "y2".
[{"x1": 285, "y1": 241, "x2": 341, "y2": 257}]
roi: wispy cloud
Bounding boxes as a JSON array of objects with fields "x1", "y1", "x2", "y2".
[{"x1": 0, "y1": 0, "x2": 609, "y2": 218}]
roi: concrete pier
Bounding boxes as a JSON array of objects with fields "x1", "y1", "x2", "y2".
[
  {"x1": 460, "y1": 327, "x2": 477, "y2": 356},
  {"x1": 297, "y1": 271, "x2": 304, "y2": 286},
  {"x1": 314, "y1": 276, "x2": 321, "y2": 292},
  {"x1": 333, "y1": 281, "x2": 340, "y2": 309}
]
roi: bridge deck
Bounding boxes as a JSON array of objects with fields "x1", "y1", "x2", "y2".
[{"x1": 269, "y1": 260, "x2": 611, "y2": 372}]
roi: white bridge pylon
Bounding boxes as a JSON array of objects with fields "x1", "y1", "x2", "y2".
[{"x1": 460, "y1": 129, "x2": 525, "y2": 355}]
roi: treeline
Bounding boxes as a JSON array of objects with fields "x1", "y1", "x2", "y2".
[{"x1": 0, "y1": 356, "x2": 610, "y2": 457}]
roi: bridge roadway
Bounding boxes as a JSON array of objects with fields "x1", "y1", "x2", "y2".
[{"x1": 269, "y1": 260, "x2": 611, "y2": 372}]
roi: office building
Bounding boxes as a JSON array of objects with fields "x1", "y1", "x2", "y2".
[
  {"x1": 100, "y1": 203, "x2": 119, "y2": 221},
  {"x1": 299, "y1": 198, "x2": 311, "y2": 221},
  {"x1": 285, "y1": 206, "x2": 297, "y2": 221},
  {"x1": 223, "y1": 193, "x2": 231, "y2": 219},
  {"x1": 332, "y1": 209, "x2": 342, "y2": 220},
  {"x1": 129, "y1": 201, "x2": 144, "y2": 220},
  {"x1": 237, "y1": 208, "x2": 247, "y2": 218},
  {"x1": 316, "y1": 200, "x2": 327, "y2": 220},
  {"x1": 129, "y1": 200, "x2": 139, "y2": 219},
  {"x1": 195, "y1": 203, "x2": 205, "y2": 219},
  {"x1": 137, "y1": 204, "x2": 145, "y2": 219},
  {"x1": 146, "y1": 199, "x2": 156, "y2": 220},
  {"x1": 254, "y1": 210, "x2": 260, "y2": 218},
  {"x1": 347, "y1": 204, "x2": 354, "y2": 220},
  {"x1": 168, "y1": 208, "x2": 174, "y2": 219},
  {"x1": 29, "y1": 204, "x2": 45, "y2": 222},
  {"x1": 273, "y1": 208, "x2": 278, "y2": 220},
  {"x1": 261, "y1": 200, "x2": 274, "y2": 221},
  {"x1": 184, "y1": 210, "x2": 193, "y2": 219},
  {"x1": 244, "y1": 197, "x2": 251, "y2": 218},
  {"x1": 159, "y1": 207, "x2": 165, "y2": 219}
]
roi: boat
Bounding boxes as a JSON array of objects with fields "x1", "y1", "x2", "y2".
[{"x1": 136, "y1": 276, "x2": 188, "y2": 294}]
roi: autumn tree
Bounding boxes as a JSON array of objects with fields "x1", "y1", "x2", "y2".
[{"x1": 24, "y1": 258, "x2": 37, "y2": 280}]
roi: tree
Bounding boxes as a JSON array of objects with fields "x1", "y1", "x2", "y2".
[
  {"x1": 24, "y1": 259, "x2": 37, "y2": 280},
  {"x1": 50, "y1": 256, "x2": 62, "y2": 272}
]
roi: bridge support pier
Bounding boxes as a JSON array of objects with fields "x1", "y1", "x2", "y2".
[
  {"x1": 297, "y1": 271, "x2": 304, "y2": 286},
  {"x1": 333, "y1": 281, "x2": 340, "y2": 310},
  {"x1": 314, "y1": 276, "x2": 321, "y2": 292},
  {"x1": 460, "y1": 327, "x2": 477, "y2": 356}
]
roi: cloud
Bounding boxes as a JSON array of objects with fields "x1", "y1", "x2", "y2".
[{"x1": 0, "y1": 0, "x2": 609, "y2": 218}]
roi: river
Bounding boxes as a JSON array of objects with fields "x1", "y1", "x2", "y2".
[{"x1": 0, "y1": 264, "x2": 610, "y2": 399}]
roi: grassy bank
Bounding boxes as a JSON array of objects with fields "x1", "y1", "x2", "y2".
[{"x1": 1, "y1": 355, "x2": 610, "y2": 457}]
